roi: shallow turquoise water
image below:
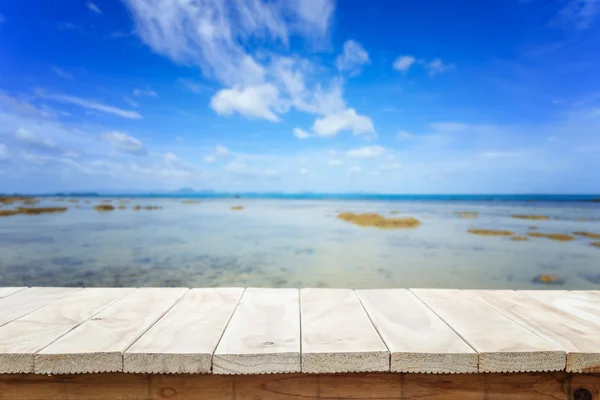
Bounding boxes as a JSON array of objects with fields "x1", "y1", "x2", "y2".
[{"x1": 0, "y1": 198, "x2": 599, "y2": 289}]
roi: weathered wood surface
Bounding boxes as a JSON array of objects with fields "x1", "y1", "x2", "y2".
[
  {"x1": 301, "y1": 288, "x2": 389, "y2": 373},
  {"x1": 35, "y1": 288, "x2": 187, "y2": 374},
  {"x1": 523, "y1": 290, "x2": 600, "y2": 326},
  {"x1": 0, "y1": 288, "x2": 132, "y2": 373},
  {"x1": 0, "y1": 288, "x2": 26, "y2": 299},
  {"x1": 213, "y1": 288, "x2": 301, "y2": 374},
  {"x1": 0, "y1": 288, "x2": 80, "y2": 328},
  {"x1": 0, "y1": 372, "x2": 592, "y2": 400},
  {"x1": 357, "y1": 289, "x2": 477, "y2": 373},
  {"x1": 125, "y1": 288, "x2": 244, "y2": 374},
  {"x1": 1, "y1": 287, "x2": 600, "y2": 376},
  {"x1": 411, "y1": 289, "x2": 565, "y2": 373},
  {"x1": 468, "y1": 289, "x2": 600, "y2": 373}
]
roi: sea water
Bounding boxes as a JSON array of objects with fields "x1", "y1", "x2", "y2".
[{"x1": 0, "y1": 197, "x2": 599, "y2": 289}]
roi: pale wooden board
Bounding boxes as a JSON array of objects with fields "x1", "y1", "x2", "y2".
[
  {"x1": 522, "y1": 290, "x2": 600, "y2": 327},
  {"x1": 35, "y1": 288, "x2": 188, "y2": 374},
  {"x1": 411, "y1": 289, "x2": 565, "y2": 373},
  {"x1": 468, "y1": 289, "x2": 600, "y2": 373},
  {"x1": 301, "y1": 288, "x2": 389, "y2": 373},
  {"x1": 0, "y1": 287, "x2": 27, "y2": 299},
  {"x1": 0, "y1": 287, "x2": 80, "y2": 328},
  {"x1": 357, "y1": 289, "x2": 477, "y2": 373},
  {"x1": 0, "y1": 288, "x2": 133, "y2": 373},
  {"x1": 212, "y1": 288, "x2": 300, "y2": 374},
  {"x1": 124, "y1": 288, "x2": 244, "y2": 374}
]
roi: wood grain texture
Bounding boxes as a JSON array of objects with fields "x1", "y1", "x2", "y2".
[
  {"x1": 301, "y1": 288, "x2": 389, "y2": 374},
  {"x1": 0, "y1": 288, "x2": 27, "y2": 299},
  {"x1": 522, "y1": 290, "x2": 600, "y2": 327},
  {"x1": 0, "y1": 372, "x2": 582, "y2": 400},
  {"x1": 0, "y1": 288, "x2": 80, "y2": 328},
  {"x1": 468, "y1": 290, "x2": 600, "y2": 373},
  {"x1": 0, "y1": 288, "x2": 132, "y2": 373},
  {"x1": 35, "y1": 288, "x2": 188, "y2": 374},
  {"x1": 124, "y1": 288, "x2": 244, "y2": 374},
  {"x1": 213, "y1": 288, "x2": 300, "y2": 375},
  {"x1": 411, "y1": 289, "x2": 565, "y2": 373},
  {"x1": 357, "y1": 289, "x2": 477, "y2": 373}
]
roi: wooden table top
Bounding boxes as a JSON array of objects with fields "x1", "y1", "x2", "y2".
[{"x1": 0, "y1": 287, "x2": 599, "y2": 375}]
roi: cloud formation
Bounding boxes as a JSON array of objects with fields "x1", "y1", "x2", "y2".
[
  {"x1": 133, "y1": 88, "x2": 158, "y2": 97},
  {"x1": 293, "y1": 128, "x2": 311, "y2": 139},
  {"x1": 101, "y1": 131, "x2": 147, "y2": 155},
  {"x1": 347, "y1": 145, "x2": 386, "y2": 158},
  {"x1": 35, "y1": 90, "x2": 142, "y2": 119},
  {"x1": 15, "y1": 128, "x2": 62, "y2": 153},
  {"x1": 313, "y1": 108, "x2": 375, "y2": 138},
  {"x1": 123, "y1": 0, "x2": 373, "y2": 137},
  {"x1": 87, "y1": 2, "x2": 102, "y2": 14},
  {"x1": 392, "y1": 55, "x2": 416, "y2": 71},
  {"x1": 336, "y1": 40, "x2": 370, "y2": 75},
  {"x1": 52, "y1": 67, "x2": 73, "y2": 79}
]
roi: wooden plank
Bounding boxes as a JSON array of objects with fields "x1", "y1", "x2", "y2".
[
  {"x1": 124, "y1": 288, "x2": 244, "y2": 374},
  {"x1": 0, "y1": 288, "x2": 80, "y2": 328},
  {"x1": 35, "y1": 288, "x2": 188, "y2": 374},
  {"x1": 467, "y1": 290, "x2": 600, "y2": 373},
  {"x1": 212, "y1": 288, "x2": 300, "y2": 374},
  {"x1": 0, "y1": 372, "x2": 579, "y2": 400},
  {"x1": 357, "y1": 289, "x2": 477, "y2": 373},
  {"x1": 522, "y1": 290, "x2": 600, "y2": 327},
  {"x1": 411, "y1": 289, "x2": 565, "y2": 373},
  {"x1": 300, "y1": 288, "x2": 389, "y2": 373},
  {"x1": 0, "y1": 287, "x2": 27, "y2": 299},
  {"x1": 0, "y1": 288, "x2": 132, "y2": 373}
]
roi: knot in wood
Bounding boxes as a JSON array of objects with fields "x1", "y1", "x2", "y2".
[{"x1": 574, "y1": 388, "x2": 593, "y2": 400}]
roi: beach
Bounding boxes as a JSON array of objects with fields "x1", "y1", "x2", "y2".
[{"x1": 0, "y1": 196, "x2": 599, "y2": 289}]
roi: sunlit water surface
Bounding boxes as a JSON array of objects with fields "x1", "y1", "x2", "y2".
[{"x1": 1, "y1": 198, "x2": 599, "y2": 289}]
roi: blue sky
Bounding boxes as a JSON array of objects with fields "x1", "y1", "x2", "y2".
[{"x1": 1, "y1": 0, "x2": 599, "y2": 194}]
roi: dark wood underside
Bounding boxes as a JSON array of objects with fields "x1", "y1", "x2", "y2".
[{"x1": 0, "y1": 372, "x2": 598, "y2": 399}]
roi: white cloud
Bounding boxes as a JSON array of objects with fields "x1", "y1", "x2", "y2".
[
  {"x1": 299, "y1": 168, "x2": 309, "y2": 175},
  {"x1": 336, "y1": 40, "x2": 370, "y2": 75},
  {"x1": 347, "y1": 145, "x2": 386, "y2": 158},
  {"x1": 87, "y1": 2, "x2": 102, "y2": 14},
  {"x1": 349, "y1": 166, "x2": 362, "y2": 173},
  {"x1": 554, "y1": 0, "x2": 598, "y2": 29},
  {"x1": 15, "y1": 128, "x2": 62, "y2": 153},
  {"x1": 178, "y1": 78, "x2": 206, "y2": 94},
  {"x1": 0, "y1": 144, "x2": 7, "y2": 160},
  {"x1": 210, "y1": 84, "x2": 281, "y2": 121},
  {"x1": 123, "y1": 97, "x2": 139, "y2": 108},
  {"x1": 215, "y1": 145, "x2": 230, "y2": 157},
  {"x1": 35, "y1": 90, "x2": 142, "y2": 119},
  {"x1": 204, "y1": 145, "x2": 231, "y2": 163},
  {"x1": 224, "y1": 159, "x2": 248, "y2": 173},
  {"x1": 52, "y1": 67, "x2": 73, "y2": 79},
  {"x1": 424, "y1": 58, "x2": 453, "y2": 76},
  {"x1": 123, "y1": 0, "x2": 334, "y2": 86},
  {"x1": 397, "y1": 130, "x2": 413, "y2": 140},
  {"x1": 312, "y1": 108, "x2": 375, "y2": 137},
  {"x1": 122, "y1": 0, "x2": 374, "y2": 134},
  {"x1": 133, "y1": 88, "x2": 158, "y2": 97},
  {"x1": 392, "y1": 55, "x2": 416, "y2": 71},
  {"x1": 328, "y1": 159, "x2": 341, "y2": 166},
  {"x1": 101, "y1": 131, "x2": 147, "y2": 155},
  {"x1": 293, "y1": 127, "x2": 311, "y2": 139}
]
